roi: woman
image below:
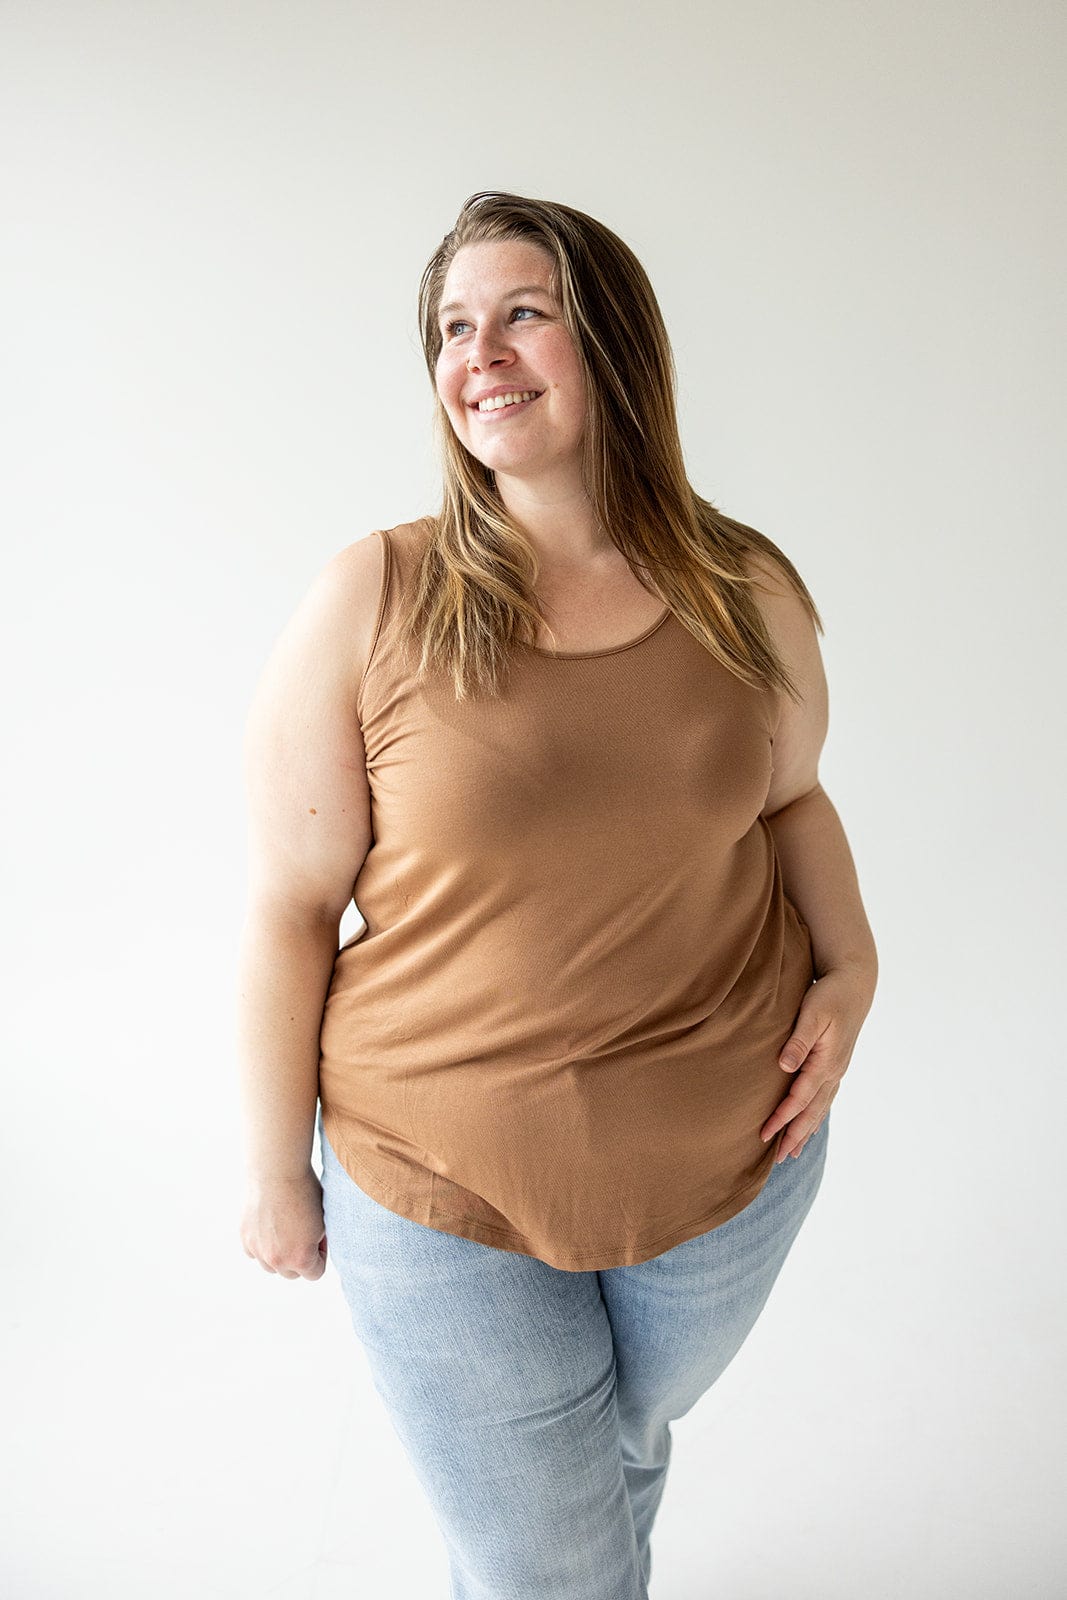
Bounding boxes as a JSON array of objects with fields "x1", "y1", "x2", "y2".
[{"x1": 238, "y1": 190, "x2": 878, "y2": 1598}]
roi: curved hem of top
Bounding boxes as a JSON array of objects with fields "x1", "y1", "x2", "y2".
[{"x1": 323, "y1": 1119, "x2": 785, "y2": 1273}]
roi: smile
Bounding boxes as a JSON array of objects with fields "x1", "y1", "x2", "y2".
[{"x1": 470, "y1": 391, "x2": 543, "y2": 421}]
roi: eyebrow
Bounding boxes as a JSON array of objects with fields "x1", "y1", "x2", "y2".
[{"x1": 438, "y1": 284, "x2": 556, "y2": 320}]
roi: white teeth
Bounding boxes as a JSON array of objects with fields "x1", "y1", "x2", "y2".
[{"x1": 477, "y1": 390, "x2": 539, "y2": 412}]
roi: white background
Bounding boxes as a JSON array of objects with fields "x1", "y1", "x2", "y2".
[{"x1": 3, "y1": 2, "x2": 1064, "y2": 1595}]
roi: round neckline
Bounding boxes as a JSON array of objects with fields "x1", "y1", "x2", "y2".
[{"x1": 524, "y1": 603, "x2": 672, "y2": 659}]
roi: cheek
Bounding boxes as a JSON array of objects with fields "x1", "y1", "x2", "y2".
[
  {"x1": 438, "y1": 384, "x2": 466, "y2": 423},
  {"x1": 435, "y1": 353, "x2": 463, "y2": 403},
  {"x1": 559, "y1": 386, "x2": 588, "y2": 432},
  {"x1": 438, "y1": 378, "x2": 470, "y2": 432},
  {"x1": 549, "y1": 352, "x2": 587, "y2": 418}
]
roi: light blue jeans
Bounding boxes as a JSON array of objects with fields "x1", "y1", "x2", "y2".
[{"x1": 318, "y1": 1106, "x2": 830, "y2": 1599}]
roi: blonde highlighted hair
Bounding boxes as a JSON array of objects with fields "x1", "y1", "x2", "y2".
[{"x1": 405, "y1": 190, "x2": 822, "y2": 701}]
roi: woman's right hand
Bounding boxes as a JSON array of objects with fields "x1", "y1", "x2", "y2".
[{"x1": 240, "y1": 1169, "x2": 328, "y2": 1280}]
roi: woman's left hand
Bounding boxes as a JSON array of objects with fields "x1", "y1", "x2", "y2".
[{"x1": 760, "y1": 965, "x2": 875, "y2": 1162}]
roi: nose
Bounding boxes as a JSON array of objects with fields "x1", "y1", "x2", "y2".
[{"x1": 465, "y1": 325, "x2": 515, "y2": 372}]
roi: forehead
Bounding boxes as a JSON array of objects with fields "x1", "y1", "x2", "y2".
[{"x1": 440, "y1": 239, "x2": 557, "y2": 306}]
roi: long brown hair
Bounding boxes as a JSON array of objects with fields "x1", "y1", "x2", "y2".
[{"x1": 406, "y1": 190, "x2": 822, "y2": 701}]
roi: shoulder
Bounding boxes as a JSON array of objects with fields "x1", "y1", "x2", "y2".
[
  {"x1": 254, "y1": 529, "x2": 390, "y2": 712},
  {"x1": 323, "y1": 517, "x2": 434, "y2": 678},
  {"x1": 742, "y1": 549, "x2": 813, "y2": 636},
  {"x1": 318, "y1": 530, "x2": 387, "y2": 682},
  {"x1": 740, "y1": 549, "x2": 829, "y2": 815},
  {"x1": 741, "y1": 550, "x2": 823, "y2": 692}
]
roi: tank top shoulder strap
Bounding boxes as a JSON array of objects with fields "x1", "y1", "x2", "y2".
[{"x1": 357, "y1": 517, "x2": 434, "y2": 722}]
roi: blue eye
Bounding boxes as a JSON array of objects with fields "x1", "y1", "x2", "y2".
[{"x1": 443, "y1": 306, "x2": 541, "y2": 338}]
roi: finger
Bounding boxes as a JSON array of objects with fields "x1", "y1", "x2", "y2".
[
  {"x1": 776, "y1": 1122, "x2": 809, "y2": 1162},
  {"x1": 777, "y1": 1040, "x2": 807, "y2": 1073},
  {"x1": 779, "y1": 1116, "x2": 825, "y2": 1161},
  {"x1": 777, "y1": 1127, "x2": 815, "y2": 1163},
  {"x1": 778, "y1": 1020, "x2": 824, "y2": 1074},
  {"x1": 763, "y1": 1077, "x2": 834, "y2": 1147},
  {"x1": 258, "y1": 1259, "x2": 301, "y2": 1278},
  {"x1": 760, "y1": 1078, "x2": 821, "y2": 1142},
  {"x1": 774, "y1": 1085, "x2": 838, "y2": 1160}
]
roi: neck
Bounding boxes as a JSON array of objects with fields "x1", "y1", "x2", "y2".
[{"x1": 493, "y1": 473, "x2": 613, "y2": 570}]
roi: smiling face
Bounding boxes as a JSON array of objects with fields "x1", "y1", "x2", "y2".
[{"x1": 434, "y1": 239, "x2": 589, "y2": 492}]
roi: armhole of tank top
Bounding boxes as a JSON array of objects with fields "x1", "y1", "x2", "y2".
[{"x1": 356, "y1": 527, "x2": 391, "y2": 724}]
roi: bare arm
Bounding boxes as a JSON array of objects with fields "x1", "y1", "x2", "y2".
[
  {"x1": 763, "y1": 787, "x2": 878, "y2": 995},
  {"x1": 236, "y1": 533, "x2": 383, "y2": 1193},
  {"x1": 236, "y1": 907, "x2": 344, "y2": 1182},
  {"x1": 749, "y1": 551, "x2": 878, "y2": 993},
  {"x1": 745, "y1": 549, "x2": 877, "y2": 1160}
]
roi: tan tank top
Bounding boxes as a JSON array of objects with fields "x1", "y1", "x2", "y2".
[{"x1": 318, "y1": 516, "x2": 816, "y2": 1271}]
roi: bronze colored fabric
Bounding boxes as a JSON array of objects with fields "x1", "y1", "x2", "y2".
[{"x1": 318, "y1": 518, "x2": 815, "y2": 1271}]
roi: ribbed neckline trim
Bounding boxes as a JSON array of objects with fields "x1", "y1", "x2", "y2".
[{"x1": 523, "y1": 604, "x2": 673, "y2": 659}]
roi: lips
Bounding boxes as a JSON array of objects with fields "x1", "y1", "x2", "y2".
[{"x1": 469, "y1": 392, "x2": 543, "y2": 420}]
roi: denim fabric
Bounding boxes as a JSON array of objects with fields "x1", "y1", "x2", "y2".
[{"x1": 319, "y1": 1107, "x2": 829, "y2": 1599}]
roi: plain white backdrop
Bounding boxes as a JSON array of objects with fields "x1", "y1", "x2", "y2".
[{"x1": 3, "y1": 2, "x2": 1064, "y2": 1595}]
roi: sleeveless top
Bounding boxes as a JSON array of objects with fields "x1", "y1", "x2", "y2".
[{"x1": 318, "y1": 516, "x2": 816, "y2": 1271}]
